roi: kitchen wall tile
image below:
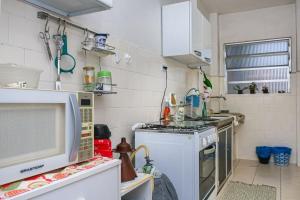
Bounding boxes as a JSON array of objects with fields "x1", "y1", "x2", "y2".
[
  {"x1": 2, "y1": 0, "x2": 37, "y2": 21},
  {"x1": 24, "y1": 49, "x2": 55, "y2": 82},
  {"x1": 0, "y1": 12, "x2": 9, "y2": 44},
  {"x1": 0, "y1": 44, "x2": 24, "y2": 64},
  {"x1": 0, "y1": 0, "x2": 192, "y2": 148},
  {"x1": 9, "y1": 15, "x2": 44, "y2": 52},
  {"x1": 109, "y1": 125, "x2": 133, "y2": 148}
]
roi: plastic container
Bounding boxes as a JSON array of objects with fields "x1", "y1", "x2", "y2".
[
  {"x1": 256, "y1": 146, "x2": 272, "y2": 164},
  {"x1": 185, "y1": 95, "x2": 201, "y2": 118},
  {"x1": 96, "y1": 70, "x2": 112, "y2": 92},
  {"x1": 94, "y1": 139, "x2": 113, "y2": 158},
  {"x1": 94, "y1": 33, "x2": 108, "y2": 49},
  {"x1": 0, "y1": 63, "x2": 42, "y2": 89},
  {"x1": 272, "y1": 147, "x2": 291, "y2": 167}
]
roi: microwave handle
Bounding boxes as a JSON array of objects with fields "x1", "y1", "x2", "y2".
[{"x1": 69, "y1": 94, "x2": 82, "y2": 162}]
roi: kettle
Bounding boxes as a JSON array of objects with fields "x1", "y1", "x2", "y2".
[{"x1": 113, "y1": 138, "x2": 137, "y2": 182}]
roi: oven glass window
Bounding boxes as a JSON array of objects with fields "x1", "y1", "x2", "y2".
[{"x1": 199, "y1": 143, "x2": 216, "y2": 200}]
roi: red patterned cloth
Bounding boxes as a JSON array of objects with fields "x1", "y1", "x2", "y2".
[{"x1": 0, "y1": 157, "x2": 112, "y2": 199}]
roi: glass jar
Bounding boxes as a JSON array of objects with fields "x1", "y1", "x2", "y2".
[
  {"x1": 96, "y1": 70, "x2": 112, "y2": 92},
  {"x1": 83, "y1": 66, "x2": 95, "y2": 91}
]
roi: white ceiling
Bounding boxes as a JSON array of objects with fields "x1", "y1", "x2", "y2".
[{"x1": 200, "y1": 0, "x2": 295, "y2": 14}]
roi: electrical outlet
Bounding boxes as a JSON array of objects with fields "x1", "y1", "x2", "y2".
[{"x1": 162, "y1": 65, "x2": 168, "y2": 71}]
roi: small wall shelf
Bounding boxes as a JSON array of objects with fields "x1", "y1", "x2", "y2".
[
  {"x1": 94, "y1": 90, "x2": 117, "y2": 96},
  {"x1": 83, "y1": 46, "x2": 116, "y2": 58},
  {"x1": 93, "y1": 84, "x2": 117, "y2": 96}
]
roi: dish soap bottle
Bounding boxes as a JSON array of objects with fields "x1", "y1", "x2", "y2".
[{"x1": 163, "y1": 100, "x2": 171, "y2": 121}]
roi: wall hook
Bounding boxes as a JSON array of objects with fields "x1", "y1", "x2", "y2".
[
  {"x1": 57, "y1": 18, "x2": 61, "y2": 34},
  {"x1": 44, "y1": 16, "x2": 50, "y2": 33},
  {"x1": 199, "y1": 66, "x2": 204, "y2": 75},
  {"x1": 63, "y1": 20, "x2": 66, "y2": 35}
]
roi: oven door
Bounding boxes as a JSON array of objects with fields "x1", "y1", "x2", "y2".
[
  {"x1": 0, "y1": 89, "x2": 81, "y2": 185},
  {"x1": 199, "y1": 143, "x2": 216, "y2": 200}
]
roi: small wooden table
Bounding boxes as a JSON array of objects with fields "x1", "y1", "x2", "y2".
[{"x1": 121, "y1": 173, "x2": 153, "y2": 200}]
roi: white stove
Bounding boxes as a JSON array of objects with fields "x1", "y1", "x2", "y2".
[{"x1": 135, "y1": 122, "x2": 217, "y2": 200}]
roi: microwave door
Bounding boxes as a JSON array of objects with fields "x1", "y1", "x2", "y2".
[{"x1": 0, "y1": 90, "x2": 75, "y2": 185}]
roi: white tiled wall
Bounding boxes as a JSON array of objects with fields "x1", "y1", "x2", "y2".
[
  {"x1": 209, "y1": 4, "x2": 298, "y2": 163},
  {"x1": 95, "y1": 39, "x2": 189, "y2": 146},
  {"x1": 0, "y1": 0, "x2": 192, "y2": 147},
  {"x1": 208, "y1": 75, "x2": 298, "y2": 163}
]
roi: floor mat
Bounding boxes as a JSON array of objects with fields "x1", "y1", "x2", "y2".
[{"x1": 218, "y1": 181, "x2": 276, "y2": 200}]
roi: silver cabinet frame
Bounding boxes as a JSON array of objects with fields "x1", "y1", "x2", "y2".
[{"x1": 217, "y1": 123, "x2": 234, "y2": 192}]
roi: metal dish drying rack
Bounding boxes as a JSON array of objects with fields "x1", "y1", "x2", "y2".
[{"x1": 93, "y1": 83, "x2": 118, "y2": 96}]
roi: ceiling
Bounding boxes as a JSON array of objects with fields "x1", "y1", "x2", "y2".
[{"x1": 200, "y1": 0, "x2": 295, "y2": 14}]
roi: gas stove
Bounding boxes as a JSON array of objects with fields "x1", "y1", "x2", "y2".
[
  {"x1": 138, "y1": 121, "x2": 212, "y2": 134},
  {"x1": 135, "y1": 122, "x2": 217, "y2": 200}
]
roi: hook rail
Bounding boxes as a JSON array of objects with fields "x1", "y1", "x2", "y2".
[{"x1": 37, "y1": 11, "x2": 107, "y2": 36}]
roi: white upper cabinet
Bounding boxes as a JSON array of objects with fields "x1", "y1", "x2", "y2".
[
  {"x1": 162, "y1": 0, "x2": 211, "y2": 68},
  {"x1": 23, "y1": 0, "x2": 112, "y2": 17}
]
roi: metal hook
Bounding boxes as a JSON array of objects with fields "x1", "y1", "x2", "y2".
[
  {"x1": 199, "y1": 66, "x2": 204, "y2": 74},
  {"x1": 57, "y1": 18, "x2": 61, "y2": 34},
  {"x1": 44, "y1": 16, "x2": 49, "y2": 33},
  {"x1": 63, "y1": 20, "x2": 66, "y2": 35}
]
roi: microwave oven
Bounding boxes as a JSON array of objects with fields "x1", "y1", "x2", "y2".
[{"x1": 0, "y1": 88, "x2": 94, "y2": 185}]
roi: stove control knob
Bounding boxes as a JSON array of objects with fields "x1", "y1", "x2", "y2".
[{"x1": 202, "y1": 138, "x2": 208, "y2": 147}]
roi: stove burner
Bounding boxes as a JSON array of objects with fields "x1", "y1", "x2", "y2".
[{"x1": 141, "y1": 121, "x2": 210, "y2": 133}]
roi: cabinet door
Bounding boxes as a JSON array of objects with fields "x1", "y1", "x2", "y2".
[
  {"x1": 33, "y1": 166, "x2": 120, "y2": 200},
  {"x1": 191, "y1": 0, "x2": 204, "y2": 55},
  {"x1": 162, "y1": 2, "x2": 190, "y2": 56},
  {"x1": 218, "y1": 130, "x2": 227, "y2": 187},
  {"x1": 202, "y1": 16, "x2": 211, "y2": 50}
]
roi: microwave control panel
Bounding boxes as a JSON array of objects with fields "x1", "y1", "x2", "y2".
[{"x1": 78, "y1": 92, "x2": 94, "y2": 162}]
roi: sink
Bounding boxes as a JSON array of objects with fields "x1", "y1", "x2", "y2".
[
  {"x1": 185, "y1": 116, "x2": 234, "y2": 128},
  {"x1": 209, "y1": 116, "x2": 231, "y2": 121},
  {"x1": 196, "y1": 117, "x2": 220, "y2": 122}
]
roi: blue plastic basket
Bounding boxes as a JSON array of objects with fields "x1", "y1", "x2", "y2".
[
  {"x1": 256, "y1": 146, "x2": 272, "y2": 164},
  {"x1": 272, "y1": 147, "x2": 291, "y2": 167}
]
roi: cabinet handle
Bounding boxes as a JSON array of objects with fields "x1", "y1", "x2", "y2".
[{"x1": 69, "y1": 94, "x2": 82, "y2": 162}]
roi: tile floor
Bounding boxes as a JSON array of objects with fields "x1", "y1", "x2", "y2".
[{"x1": 222, "y1": 159, "x2": 300, "y2": 200}]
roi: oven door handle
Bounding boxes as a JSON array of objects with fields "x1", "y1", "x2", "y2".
[
  {"x1": 204, "y1": 146, "x2": 216, "y2": 155},
  {"x1": 69, "y1": 94, "x2": 82, "y2": 162}
]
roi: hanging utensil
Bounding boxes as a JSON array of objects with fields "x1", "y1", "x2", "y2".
[
  {"x1": 54, "y1": 35, "x2": 63, "y2": 91},
  {"x1": 54, "y1": 21, "x2": 76, "y2": 74},
  {"x1": 39, "y1": 17, "x2": 53, "y2": 61},
  {"x1": 53, "y1": 19, "x2": 64, "y2": 91}
]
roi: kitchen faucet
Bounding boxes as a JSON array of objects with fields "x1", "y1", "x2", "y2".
[{"x1": 209, "y1": 95, "x2": 227, "y2": 101}]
